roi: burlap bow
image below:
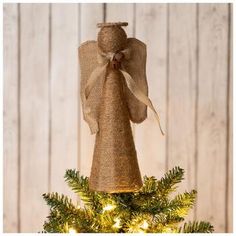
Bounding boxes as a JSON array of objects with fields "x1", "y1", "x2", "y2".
[{"x1": 83, "y1": 49, "x2": 164, "y2": 135}]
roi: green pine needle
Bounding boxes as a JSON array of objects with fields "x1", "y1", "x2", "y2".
[
  {"x1": 64, "y1": 169, "x2": 102, "y2": 210},
  {"x1": 179, "y1": 221, "x2": 214, "y2": 233},
  {"x1": 157, "y1": 166, "x2": 184, "y2": 196},
  {"x1": 42, "y1": 192, "x2": 75, "y2": 213},
  {"x1": 164, "y1": 190, "x2": 197, "y2": 217},
  {"x1": 42, "y1": 166, "x2": 214, "y2": 233}
]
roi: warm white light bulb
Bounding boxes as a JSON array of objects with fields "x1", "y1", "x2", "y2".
[
  {"x1": 103, "y1": 204, "x2": 115, "y2": 212},
  {"x1": 113, "y1": 218, "x2": 121, "y2": 228},
  {"x1": 163, "y1": 227, "x2": 172, "y2": 233},
  {"x1": 140, "y1": 220, "x2": 149, "y2": 229},
  {"x1": 68, "y1": 228, "x2": 77, "y2": 233}
]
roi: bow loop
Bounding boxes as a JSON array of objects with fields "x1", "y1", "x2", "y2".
[{"x1": 98, "y1": 48, "x2": 131, "y2": 64}]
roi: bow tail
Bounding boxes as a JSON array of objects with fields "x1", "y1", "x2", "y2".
[
  {"x1": 83, "y1": 63, "x2": 108, "y2": 134},
  {"x1": 120, "y1": 69, "x2": 165, "y2": 136},
  {"x1": 85, "y1": 63, "x2": 108, "y2": 99}
]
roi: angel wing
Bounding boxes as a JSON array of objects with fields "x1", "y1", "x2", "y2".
[
  {"x1": 122, "y1": 38, "x2": 148, "y2": 123},
  {"x1": 79, "y1": 40, "x2": 105, "y2": 133}
]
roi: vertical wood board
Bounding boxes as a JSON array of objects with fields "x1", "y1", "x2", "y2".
[
  {"x1": 167, "y1": 4, "x2": 197, "y2": 222},
  {"x1": 106, "y1": 3, "x2": 135, "y2": 37},
  {"x1": 50, "y1": 3, "x2": 79, "y2": 204},
  {"x1": 196, "y1": 3, "x2": 229, "y2": 232},
  {"x1": 227, "y1": 3, "x2": 233, "y2": 233},
  {"x1": 168, "y1": 3, "x2": 197, "y2": 192},
  {"x1": 79, "y1": 4, "x2": 104, "y2": 176},
  {"x1": 20, "y1": 4, "x2": 50, "y2": 232},
  {"x1": 135, "y1": 3, "x2": 168, "y2": 179},
  {"x1": 3, "y1": 3, "x2": 19, "y2": 232}
]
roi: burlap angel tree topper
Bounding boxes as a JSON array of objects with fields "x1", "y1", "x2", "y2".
[
  {"x1": 79, "y1": 22, "x2": 164, "y2": 193},
  {"x1": 42, "y1": 22, "x2": 214, "y2": 233}
]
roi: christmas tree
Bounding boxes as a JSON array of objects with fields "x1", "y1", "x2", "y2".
[{"x1": 42, "y1": 166, "x2": 214, "y2": 233}]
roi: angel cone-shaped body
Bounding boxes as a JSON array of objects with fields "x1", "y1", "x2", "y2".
[
  {"x1": 90, "y1": 68, "x2": 142, "y2": 192},
  {"x1": 79, "y1": 22, "x2": 148, "y2": 192},
  {"x1": 90, "y1": 23, "x2": 142, "y2": 192}
]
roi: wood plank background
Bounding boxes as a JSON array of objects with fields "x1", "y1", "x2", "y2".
[{"x1": 3, "y1": 3, "x2": 233, "y2": 233}]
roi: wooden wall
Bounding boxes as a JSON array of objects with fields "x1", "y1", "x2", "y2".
[{"x1": 3, "y1": 3, "x2": 233, "y2": 233}]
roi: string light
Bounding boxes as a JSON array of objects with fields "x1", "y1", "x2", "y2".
[
  {"x1": 113, "y1": 218, "x2": 121, "y2": 228},
  {"x1": 68, "y1": 228, "x2": 77, "y2": 233},
  {"x1": 163, "y1": 227, "x2": 172, "y2": 233},
  {"x1": 140, "y1": 220, "x2": 149, "y2": 229},
  {"x1": 103, "y1": 204, "x2": 115, "y2": 212}
]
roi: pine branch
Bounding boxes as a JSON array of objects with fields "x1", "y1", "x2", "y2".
[
  {"x1": 42, "y1": 193, "x2": 96, "y2": 233},
  {"x1": 64, "y1": 169, "x2": 102, "y2": 210},
  {"x1": 42, "y1": 167, "x2": 214, "y2": 233},
  {"x1": 42, "y1": 192, "x2": 75, "y2": 213},
  {"x1": 179, "y1": 221, "x2": 214, "y2": 233},
  {"x1": 131, "y1": 168, "x2": 185, "y2": 214},
  {"x1": 64, "y1": 170, "x2": 130, "y2": 214},
  {"x1": 42, "y1": 193, "x2": 90, "y2": 233},
  {"x1": 126, "y1": 212, "x2": 152, "y2": 233},
  {"x1": 156, "y1": 166, "x2": 184, "y2": 196},
  {"x1": 140, "y1": 176, "x2": 158, "y2": 194},
  {"x1": 130, "y1": 176, "x2": 165, "y2": 213},
  {"x1": 43, "y1": 209, "x2": 68, "y2": 233},
  {"x1": 163, "y1": 190, "x2": 197, "y2": 217}
]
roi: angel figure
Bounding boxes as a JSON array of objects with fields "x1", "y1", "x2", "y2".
[{"x1": 79, "y1": 22, "x2": 163, "y2": 193}]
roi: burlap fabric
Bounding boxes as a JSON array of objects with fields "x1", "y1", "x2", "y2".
[
  {"x1": 79, "y1": 22, "x2": 156, "y2": 192},
  {"x1": 90, "y1": 67, "x2": 142, "y2": 192}
]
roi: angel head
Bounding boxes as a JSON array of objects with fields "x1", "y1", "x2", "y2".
[{"x1": 97, "y1": 22, "x2": 129, "y2": 53}]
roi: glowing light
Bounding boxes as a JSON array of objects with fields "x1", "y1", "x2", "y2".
[
  {"x1": 103, "y1": 204, "x2": 115, "y2": 212},
  {"x1": 163, "y1": 227, "x2": 172, "y2": 233},
  {"x1": 68, "y1": 228, "x2": 77, "y2": 233},
  {"x1": 113, "y1": 218, "x2": 121, "y2": 228},
  {"x1": 140, "y1": 220, "x2": 149, "y2": 229}
]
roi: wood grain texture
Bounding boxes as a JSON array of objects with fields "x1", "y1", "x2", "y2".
[
  {"x1": 167, "y1": 4, "x2": 197, "y2": 221},
  {"x1": 79, "y1": 3, "x2": 103, "y2": 176},
  {"x1": 50, "y1": 3, "x2": 79, "y2": 204},
  {"x1": 135, "y1": 4, "x2": 167, "y2": 179},
  {"x1": 106, "y1": 3, "x2": 134, "y2": 37},
  {"x1": 227, "y1": 3, "x2": 233, "y2": 233},
  {"x1": 20, "y1": 4, "x2": 50, "y2": 232},
  {"x1": 196, "y1": 4, "x2": 229, "y2": 232},
  {"x1": 3, "y1": 3, "x2": 19, "y2": 232}
]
